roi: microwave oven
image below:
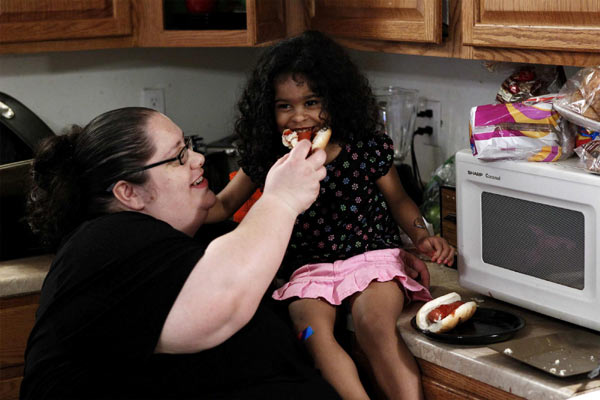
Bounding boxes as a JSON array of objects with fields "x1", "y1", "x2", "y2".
[{"x1": 455, "y1": 149, "x2": 599, "y2": 331}]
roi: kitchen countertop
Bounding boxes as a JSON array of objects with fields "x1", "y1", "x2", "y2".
[
  {"x1": 0, "y1": 254, "x2": 53, "y2": 298},
  {"x1": 399, "y1": 263, "x2": 600, "y2": 400},
  {"x1": 2, "y1": 255, "x2": 599, "y2": 399}
]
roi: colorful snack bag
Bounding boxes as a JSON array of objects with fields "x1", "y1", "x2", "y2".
[
  {"x1": 469, "y1": 97, "x2": 575, "y2": 162},
  {"x1": 575, "y1": 125, "x2": 600, "y2": 147}
]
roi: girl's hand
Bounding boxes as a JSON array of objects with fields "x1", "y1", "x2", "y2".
[
  {"x1": 415, "y1": 236, "x2": 455, "y2": 266},
  {"x1": 400, "y1": 249, "x2": 430, "y2": 288}
]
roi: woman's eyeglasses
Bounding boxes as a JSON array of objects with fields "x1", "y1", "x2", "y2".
[
  {"x1": 129, "y1": 136, "x2": 193, "y2": 173},
  {"x1": 106, "y1": 137, "x2": 192, "y2": 192}
]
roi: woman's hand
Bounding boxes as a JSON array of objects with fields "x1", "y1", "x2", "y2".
[
  {"x1": 415, "y1": 236, "x2": 455, "y2": 266},
  {"x1": 262, "y1": 140, "x2": 327, "y2": 216}
]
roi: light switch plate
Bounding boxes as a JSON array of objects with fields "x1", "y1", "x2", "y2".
[{"x1": 142, "y1": 88, "x2": 165, "y2": 113}]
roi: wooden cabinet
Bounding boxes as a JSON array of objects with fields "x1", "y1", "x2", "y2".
[
  {"x1": 462, "y1": 0, "x2": 600, "y2": 66},
  {"x1": 462, "y1": 0, "x2": 600, "y2": 53},
  {"x1": 0, "y1": 0, "x2": 134, "y2": 54},
  {"x1": 349, "y1": 331, "x2": 523, "y2": 399},
  {"x1": 322, "y1": 0, "x2": 600, "y2": 67},
  {"x1": 0, "y1": 294, "x2": 39, "y2": 400},
  {"x1": 309, "y1": 0, "x2": 442, "y2": 44},
  {"x1": 136, "y1": 0, "x2": 287, "y2": 47},
  {"x1": 419, "y1": 359, "x2": 524, "y2": 399},
  {"x1": 2, "y1": 0, "x2": 600, "y2": 65}
]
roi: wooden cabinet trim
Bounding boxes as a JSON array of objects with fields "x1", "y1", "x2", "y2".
[
  {"x1": 462, "y1": 0, "x2": 600, "y2": 52},
  {"x1": 468, "y1": 25, "x2": 600, "y2": 53},
  {"x1": 0, "y1": 0, "x2": 132, "y2": 44}
]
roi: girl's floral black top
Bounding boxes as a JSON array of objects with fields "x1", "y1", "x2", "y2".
[{"x1": 280, "y1": 134, "x2": 401, "y2": 280}]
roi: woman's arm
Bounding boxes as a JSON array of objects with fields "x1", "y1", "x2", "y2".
[
  {"x1": 204, "y1": 169, "x2": 258, "y2": 223},
  {"x1": 376, "y1": 166, "x2": 454, "y2": 265},
  {"x1": 157, "y1": 141, "x2": 327, "y2": 354}
]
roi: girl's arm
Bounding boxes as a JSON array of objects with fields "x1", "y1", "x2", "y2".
[
  {"x1": 205, "y1": 168, "x2": 258, "y2": 223},
  {"x1": 376, "y1": 166, "x2": 454, "y2": 266}
]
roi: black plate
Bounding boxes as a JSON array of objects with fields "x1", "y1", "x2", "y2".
[{"x1": 410, "y1": 307, "x2": 525, "y2": 345}]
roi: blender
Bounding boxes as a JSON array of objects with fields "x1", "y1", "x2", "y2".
[
  {"x1": 374, "y1": 86, "x2": 422, "y2": 204},
  {"x1": 374, "y1": 86, "x2": 419, "y2": 163}
]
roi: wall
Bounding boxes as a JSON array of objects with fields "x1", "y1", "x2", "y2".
[
  {"x1": 0, "y1": 47, "x2": 577, "y2": 183},
  {"x1": 0, "y1": 47, "x2": 259, "y2": 143}
]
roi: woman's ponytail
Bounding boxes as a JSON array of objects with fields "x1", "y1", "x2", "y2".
[
  {"x1": 27, "y1": 107, "x2": 155, "y2": 249},
  {"x1": 27, "y1": 127, "x2": 84, "y2": 248}
]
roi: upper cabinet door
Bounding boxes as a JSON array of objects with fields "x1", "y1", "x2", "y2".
[
  {"x1": 137, "y1": 0, "x2": 286, "y2": 47},
  {"x1": 0, "y1": 0, "x2": 132, "y2": 44},
  {"x1": 251, "y1": 0, "x2": 287, "y2": 44},
  {"x1": 463, "y1": 0, "x2": 600, "y2": 52},
  {"x1": 309, "y1": 0, "x2": 442, "y2": 44}
]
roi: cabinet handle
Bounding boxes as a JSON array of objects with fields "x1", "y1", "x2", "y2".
[{"x1": 443, "y1": 213, "x2": 457, "y2": 223}]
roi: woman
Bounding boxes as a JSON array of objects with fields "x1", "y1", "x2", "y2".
[{"x1": 20, "y1": 107, "x2": 338, "y2": 399}]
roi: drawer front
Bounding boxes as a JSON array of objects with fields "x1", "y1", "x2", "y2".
[{"x1": 0, "y1": 295, "x2": 39, "y2": 368}]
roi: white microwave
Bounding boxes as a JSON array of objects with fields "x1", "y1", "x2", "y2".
[{"x1": 455, "y1": 149, "x2": 599, "y2": 331}]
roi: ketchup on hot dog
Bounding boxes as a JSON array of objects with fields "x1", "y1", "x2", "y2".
[
  {"x1": 427, "y1": 301, "x2": 464, "y2": 323},
  {"x1": 283, "y1": 129, "x2": 313, "y2": 142},
  {"x1": 297, "y1": 131, "x2": 313, "y2": 142}
]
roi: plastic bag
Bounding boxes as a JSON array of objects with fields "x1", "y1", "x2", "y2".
[
  {"x1": 496, "y1": 65, "x2": 566, "y2": 104},
  {"x1": 574, "y1": 140, "x2": 600, "y2": 174},
  {"x1": 419, "y1": 155, "x2": 455, "y2": 235},
  {"x1": 553, "y1": 65, "x2": 600, "y2": 127},
  {"x1": 469, "y1": 95, "x2": 575, "y2": 162}
]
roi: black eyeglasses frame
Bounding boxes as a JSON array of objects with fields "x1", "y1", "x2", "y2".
[
  {"x1": 128, "y1": 136, "x2": 192, "y2": 174},
  {"x1": 105, "y1": 136, "x2": 192, "y2": 193}
]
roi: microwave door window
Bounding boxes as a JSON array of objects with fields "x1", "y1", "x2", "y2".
[{"x1": 480, "y1": 192, "x2": 585, "y2": 290}]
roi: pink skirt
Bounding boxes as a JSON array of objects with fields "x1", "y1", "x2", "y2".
[{"x1": 272, "y1": 248, "x2": 432, "y2": 306}]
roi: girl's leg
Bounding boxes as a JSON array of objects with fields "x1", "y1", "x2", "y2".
[
  {"x1": 350, "y1": 281, "x2": 424, "y2": 400},
  {"x1": 288, "y1": 298, "x2": 370, "y2": 400}
]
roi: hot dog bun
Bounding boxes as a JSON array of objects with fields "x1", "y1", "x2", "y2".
[
  {"x1": 416, "y1": 292, "x2": 477, "y2": 334},
  {"x1": 282, "y1": 127, "x2": 332, "y2": 151},
  {"x1": 311, "y1": 127, "x2": 332, "y2": 151}
]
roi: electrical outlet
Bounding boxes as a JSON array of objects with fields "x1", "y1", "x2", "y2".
[
  {"x1": 142, "y1": 88, "x2": 165, "y2": 113},
  {"x1": 417, "y1": 99, "x2": 442, "y2": 147}
]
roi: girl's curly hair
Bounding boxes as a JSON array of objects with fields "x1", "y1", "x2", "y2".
[
  {"x1": 26, "y1": 107, "x2": 156, "y2": 249},
  {"x1": 235, "y1": 30, "x2": 383, "y2": 184}
]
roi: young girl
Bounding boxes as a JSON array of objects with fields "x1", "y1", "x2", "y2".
[{"x1": 208, "y1": 30, "x2": 454, "y2": 400}]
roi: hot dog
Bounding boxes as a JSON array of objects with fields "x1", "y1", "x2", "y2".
[
  {"x1": 282, "y1": 127, "x2": 332, "y2": 152},
  {"x1": 416, "y1": 292, "x2": 477, "y2": 333}
]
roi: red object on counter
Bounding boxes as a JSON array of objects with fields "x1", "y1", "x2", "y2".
[{"x1": 185, "y1": 0, "x2": 217, "y2": 14}]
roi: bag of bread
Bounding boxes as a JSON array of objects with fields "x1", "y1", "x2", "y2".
[
  {"x1": 553, "y1": 66, "x2": 600, "y2": 131},
  {"x1": 469, "y1": 95, "x2": 575, "y2": 162}
]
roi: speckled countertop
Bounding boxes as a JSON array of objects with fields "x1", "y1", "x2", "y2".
[
  {"x1": 2, "y1": 255, "x2": 599, "y2": 399},
  {"x1": 399, "y1": 263, "x2": 600, "y2": 400}
]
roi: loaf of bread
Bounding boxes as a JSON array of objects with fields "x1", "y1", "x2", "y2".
[{"x1": 569, "y1": 66, "x2": 600, "y2": 121}]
